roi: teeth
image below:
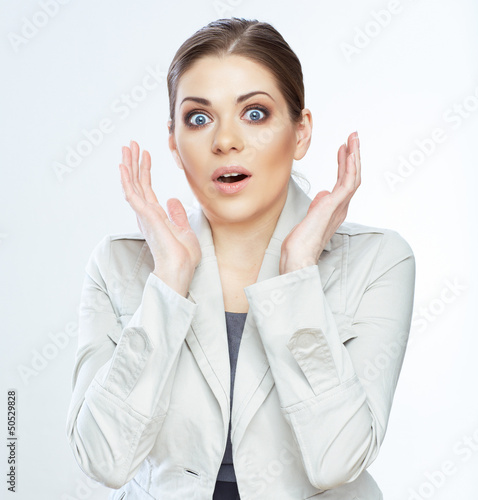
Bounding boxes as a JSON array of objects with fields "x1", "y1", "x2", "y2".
[{"x1": 221, "y1": 173, "x2": 242, "y2": 177}]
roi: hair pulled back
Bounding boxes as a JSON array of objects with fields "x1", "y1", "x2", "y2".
[{"x1": 167, "y1": 17, "x2": 305, "y2": 134}]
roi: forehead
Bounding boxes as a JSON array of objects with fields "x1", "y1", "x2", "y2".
[{"x1": 176, "y1": 54, "x2": 281, "y2": 102}]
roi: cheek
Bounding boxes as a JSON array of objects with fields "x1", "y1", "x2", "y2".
[
  {"x1": 251, "y1": 124, "x2": 296, "y2": 169},
  {"x1": 175, "y1": 135, "x2": 206, "y2": 174}
]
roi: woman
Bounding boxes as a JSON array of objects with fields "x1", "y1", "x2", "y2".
[{"x1": 66, "y1": 17, "x2": 415, "y2": 500}]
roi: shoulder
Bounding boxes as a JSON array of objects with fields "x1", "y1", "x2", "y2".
[
  {"x1": 84, "y1": 232, "x2": 154, "y2": 303},
  {"x1": 331, "y1": 221, "x2": 415, "y2": 279},
  {"x1": 335, "y1": 220, "x2": 414, "y2": 256},
  {"x1": 90, "y1": 231, "x2": 146, "y2": 256},
  {"x1": 109, "y1": 231, "x2": 147, "y2": 254},
  {"x1": 85, "y1": 231, "x2": 148, "y2": 275}
]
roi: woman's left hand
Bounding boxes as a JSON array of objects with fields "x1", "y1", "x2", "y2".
[{"x1": 279, "y1": 131, "x2": 361, "y2": 275}]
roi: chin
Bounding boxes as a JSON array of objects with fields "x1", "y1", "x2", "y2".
[{"x1": 201, "y1": 196, "x2": 259, "y2": 222}]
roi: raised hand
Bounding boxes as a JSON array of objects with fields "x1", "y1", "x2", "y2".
[
  {"x1": 279, "y1": 131, "x2": 361, "y2": 274},
  {"x1": 119, "y1": 140, "x2": 202, "y2": 296}
]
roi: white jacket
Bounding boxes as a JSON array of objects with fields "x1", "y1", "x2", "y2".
[{"x1": 66, "y1": 176, "x2": 415, "y2": 499}]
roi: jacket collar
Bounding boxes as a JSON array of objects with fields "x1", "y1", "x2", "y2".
[
  {"x1": 183, "y1": 177, "x2": 336, "y2": 445},
  {"x1": 187, "y1": 176, "x2": 333, "y2": 264}
]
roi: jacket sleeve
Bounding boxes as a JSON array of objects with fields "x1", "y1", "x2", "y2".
[
  {"x1": 243, "y1": 230, "x2": 415, "y2": 490},
  {"x1": 65, "y1": 235, "x2": 198, "y2": 489}
]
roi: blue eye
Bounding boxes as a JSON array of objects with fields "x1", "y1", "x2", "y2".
[
  {"x1": 245, "y1": 108, "x2": 265, "y2": 122},
  {"x1": 184, "y1": 105, "x2": 269, "y2": 129},
  {"x1": 187, "y1": 113, "x2": 211, "y2": 127}
]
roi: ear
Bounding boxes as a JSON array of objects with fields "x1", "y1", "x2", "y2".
[
  {"x1": 293, "y1": 109, "x2": 313, "y2": 161},
  {"x1": 167, "y1": 119, "x2": 184, "y2": 171}
]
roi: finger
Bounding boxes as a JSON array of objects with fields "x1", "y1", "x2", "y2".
[
  {"x1": 122, "y1": 146, "x2": 137, "y2": 191},
  {"x1": 122, "y1": 144, "x2": 131, "y2": 169},
  {"x1": 122, "y1": 146, "x2": 142, "y2": 199},
  {"x1": 120, "y1": 162, "x2": 171, "y2": 232},
  {"x1": 139, "y1": 149, "x2": 159, "y2": 205},
  {"x1": 307, "y1": 190, "x2": 330, "y2": 214},
  {"x1": 333, "y1": 140, "x2": 353, "y2": 194},
  {"x1": 333, "y1": 153, "x2": 357, "y2": 201},
  {"x1": 130, "y1": 140, "x2": 139, "y2": 182},
  {"x1": 119, "y1": 162, "x2": 146, "y2": 212},
  {"x1": 342, "y1": 152, "x2": 358, "y2": 194},
  {"x1": 166, "y1": 198, "x2": 191, "y2": 231},
  {"x1": 130, "y1": 140, "x2": 146, "y2": 199},
  {"x1": 347, "y1": 131, "x2": 357, "y2": 152},
  {"x1": 337, "y1": 142, "x2": 347, "y2": 182},
  {"x1": 348, "y1": 131, "x2": 361, "y2": 187},
  {"x1": 354, "y1": 134, "x2": 361, "y2": 187}
]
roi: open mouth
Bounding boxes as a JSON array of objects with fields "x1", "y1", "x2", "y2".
[{"x1": 216, "y1": 174, "x2": 249, "y2": 183}]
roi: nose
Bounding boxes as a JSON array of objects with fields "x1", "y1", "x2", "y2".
[{"x1": 211, "y1": 117, "x2": 244, "y2": 155}]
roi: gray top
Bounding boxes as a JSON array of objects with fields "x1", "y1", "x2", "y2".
[{"x1": 215, "y1": 311, "x2": 247, "y2": 482}]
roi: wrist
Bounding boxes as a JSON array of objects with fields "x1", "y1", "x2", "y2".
[
  {"x1": 279, "y1": 254, "x2": 318, "y2": 275},
  {"x1": 153, "y1": 265, "x2": 194, "y2": 297}
]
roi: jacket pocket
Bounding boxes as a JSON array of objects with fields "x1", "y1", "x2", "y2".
[{"x1": 183, "y1": 467, "x2": 201, "y2": 479}]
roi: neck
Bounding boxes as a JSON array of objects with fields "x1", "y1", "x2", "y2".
[{"x1": 208, "y1": 189, "x2": 288, "y2": 274}]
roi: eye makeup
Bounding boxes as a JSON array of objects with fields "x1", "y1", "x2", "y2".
[{"x1": 183, "y1": 104, "x2": 271, "y2": 129}]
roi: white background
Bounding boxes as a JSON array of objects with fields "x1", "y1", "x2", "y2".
[{"x1": 1, "y1": 0, "x2": 477, "y2": 498}]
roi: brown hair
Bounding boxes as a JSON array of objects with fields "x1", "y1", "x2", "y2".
[{"x1": 166, "y1": 17, "x2": 305, "y2": 135}]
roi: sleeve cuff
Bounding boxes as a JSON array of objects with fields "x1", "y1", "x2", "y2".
[
  {"x1": 244, "y1": 264, "x2": 323, "y2": 329},
  {"x1": 97, "y1": 271, "x2": 198, "y2": 417},
  {"x1": 244, "y1": 264, "x2": 357, "y2": 407}
]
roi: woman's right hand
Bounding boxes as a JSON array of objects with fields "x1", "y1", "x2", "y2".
[{"x1": 119, "y1": 140, "x2": 202, "y2": 297}]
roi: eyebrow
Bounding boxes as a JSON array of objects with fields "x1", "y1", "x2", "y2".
[{"x1": 180, "y1": 91, "x2": 275, "y2": 107}]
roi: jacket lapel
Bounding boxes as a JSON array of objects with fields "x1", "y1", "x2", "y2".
[
  {"x1": 185, "y1": 177, "x2": 336, "y2": 444},
  {"x1": 185, "y1": 206, "x2": 232, "y2": 434}
]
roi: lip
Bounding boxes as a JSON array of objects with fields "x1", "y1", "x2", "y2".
[
  {"x1": 213, "y1": 174, "x2": 252, "y2": 194},
  {"x1": 211, "y1": 165, "x2": 252, "y2": 181},
  {"x1": 211, "y1": 165, "x2": 253, "y2": 195}
]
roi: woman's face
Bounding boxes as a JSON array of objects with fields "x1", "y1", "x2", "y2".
[{"x1": 168, "y1": 54, "x2": 311, "y2": 227}]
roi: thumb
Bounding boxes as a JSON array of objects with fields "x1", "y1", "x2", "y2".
[
  {"x1": 308, "y1": 190, "x2": 330, "y2": 214},
  {"x1": 166, "y1": 198, "x2": 190, "y2": 230}
]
